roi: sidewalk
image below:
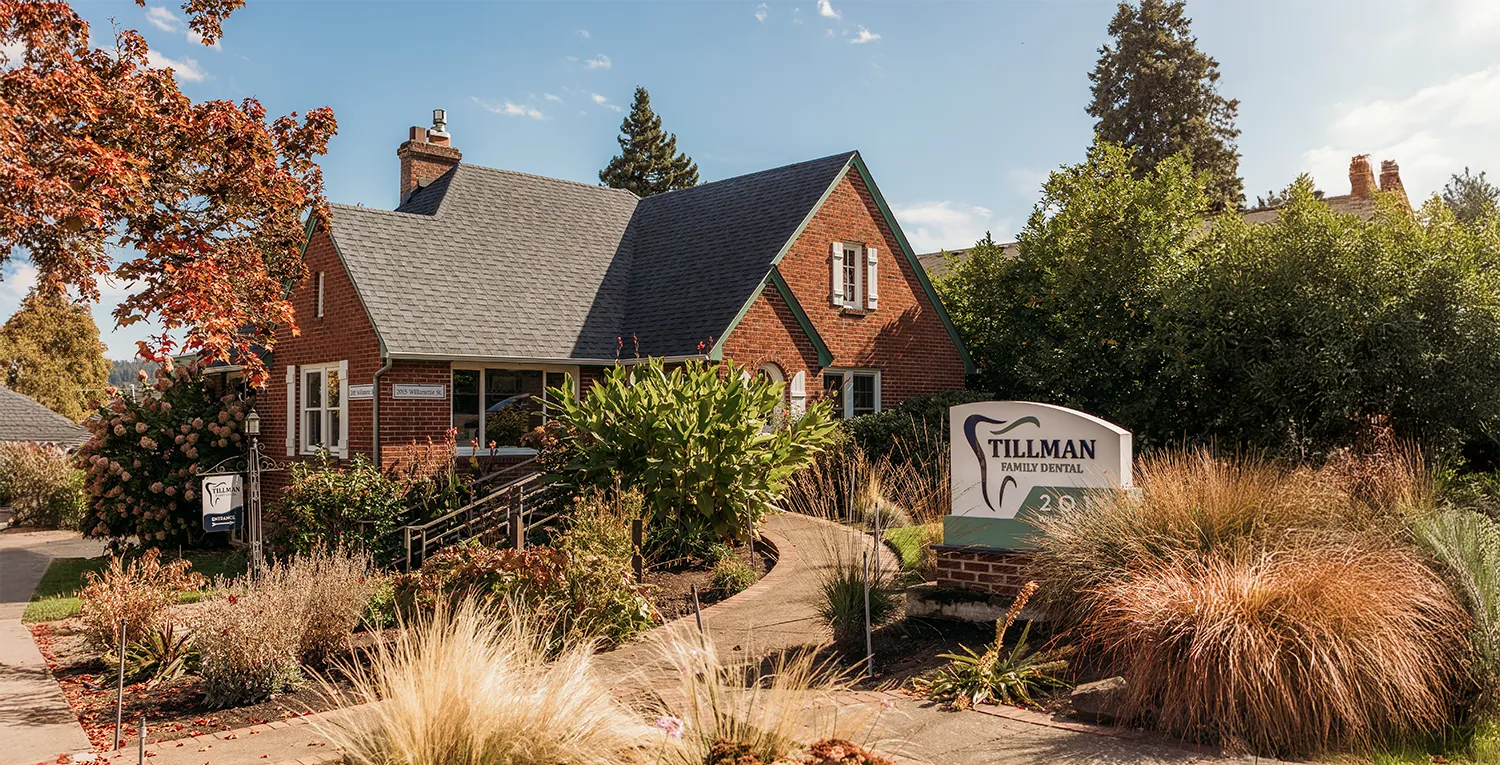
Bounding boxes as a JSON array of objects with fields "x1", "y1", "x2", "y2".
[{"x1": 1, "y1": 529, "x2": 105, "y2": 765}]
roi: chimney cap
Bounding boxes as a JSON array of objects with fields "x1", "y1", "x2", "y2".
[{"x1": 429, "y1": 108, "x2": 449, "y2": 139}]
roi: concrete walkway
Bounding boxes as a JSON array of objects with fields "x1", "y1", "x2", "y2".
[
  {"x1": 19, "y1": 515, "x2": 1287, "y2": 765},
  {"x1": 1, "y1": 529, "x2": 105, "y2": 765}
]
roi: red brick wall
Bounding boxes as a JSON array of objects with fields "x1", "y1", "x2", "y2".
[
  {"x1": 259, "y1": 228, "x2": 384, "y2": 497},
  {"x1": 934, "y1": 548, "x2": 1033, "y2": 597},
  {"x1": 722, "y1": 170, "x2": 966, "y2": 407}
]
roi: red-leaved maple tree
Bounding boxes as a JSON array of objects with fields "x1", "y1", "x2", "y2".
[{"x1": 0, "y1": 0, "x2": 335, "y2": 386}]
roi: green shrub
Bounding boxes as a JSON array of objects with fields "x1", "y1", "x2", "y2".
[
  {"x1": 938, "y1": 138, "x2": 1500, "y2": 458},
  {"x1": 916, "y1": 583, "x2": 1071, "y2": 709},
  {"x1": 710, "y1": 553, "x2": 758, "y2": 595},
  {"x1": 0, "y1": 442, "x2": 86, "y2": 529},
  {"x1": 270, "y1": 454, "x2": 411, "y2": 559},
  {"x1": 844, "y1": 390, "x2": 988, "y2": 469},
  {"x1": 394, "y1": 542, "x2": 654, "y2": 650},
  {"x1": 77, "y1": 358, "x2": 250, "y2": 545},
  {"x1": 1413, "y1": 507, "x2": 1500, "y2": 719},
  {"x1": 544, "y1": 358, "x2": 838, "y2": 552}
]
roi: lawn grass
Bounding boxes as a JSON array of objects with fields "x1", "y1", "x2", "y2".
[
  {"x1": 884, "y1": 522, "x2": 941, "y2": 572},
  {"x1": 1371, "y1": 720, "x2": 1500, "y2": 764},
  {"x1": 22, "y1": 548, "x2": 247, "y2": 623}
]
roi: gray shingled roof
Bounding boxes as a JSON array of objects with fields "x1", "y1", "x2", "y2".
[
  {"x1": 328, "y1": 152, "x2": 856, "y2": 360},
  {"x1": 0, "y1": 386, "x2": 87, "y2": 447}
]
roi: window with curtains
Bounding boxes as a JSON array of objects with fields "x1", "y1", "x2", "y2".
[
  {"x1": 301, "y1": 363, "x2": 342, "y2": 453},
  {"x1": 451, "y1": 367, "x2": 574, "y2": 451}
]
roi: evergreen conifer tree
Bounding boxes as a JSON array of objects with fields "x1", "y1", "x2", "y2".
[
  {"x1": 0, "y1": 285, "x2": 111, "y2": 421},
  {"x1": 600, "y1": 87, "x2": 699, "y2": 197},
  {"x1": 1087, "y1": 0, "x2": 1243, "y2": 209}
]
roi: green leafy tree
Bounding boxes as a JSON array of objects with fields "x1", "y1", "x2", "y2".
[
  {"x1": 0, "y1": 286, "x2": 110, "y2": 421},
  {"x1": 938, "y1": 139, "x2": 1500, "y2": 457},
  {"x1": 545, "y1": 358, "x2": 836, "y2": 551},
  {"x1": 599, "y1": 87, "x2": 699, "y2": 197},
  {"x1": 1443, "y1": 167, "x2": 1500, "y2": 226},
  {"x1": 1087, "y1": 0, "x2": 1243, "y2": 209}
]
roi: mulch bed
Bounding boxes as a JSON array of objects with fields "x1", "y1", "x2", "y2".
[
  {"x1": 644, "y1": 543, "x2": 771, "y2": 622},
  {"x1": 29, "y1": 616, "x2": 365, "y2": 751}
]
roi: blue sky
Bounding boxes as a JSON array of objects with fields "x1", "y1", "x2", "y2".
[{"x1": 5, "y1": 0, "x2": 1499, "y2": 358}]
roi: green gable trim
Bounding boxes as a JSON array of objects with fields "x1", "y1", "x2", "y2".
[
  {"x1": 848, "y1": 154, "x2": 976, "y2": 375},
  {"x1": 707, "y1": 275, "x2": 767, "y2": 362},
  {"x1": 768, "y1": 268, "x2": 833, "y2": 367}
]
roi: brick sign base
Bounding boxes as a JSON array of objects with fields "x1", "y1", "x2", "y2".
[{"x1": 933, "y1": 545, "x2": 1034, "y2": 598}]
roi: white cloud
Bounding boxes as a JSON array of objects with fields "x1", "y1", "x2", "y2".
[
  {"x1": 849, "y1": 25, "x2": 880, "y2": 44},
  {"x1": 545, "y1": 93, "x2": 563, "y2": 104},
  {"x1": 471, "y1": 96, "x2": 545, "y2": 120},
  {"x1": 891, "y1": 201, "x2": 1005, "y2": 253},
  {"x1": 145, "y1": 50, "x2": 206, "y2": 81},
  {"x1": 817, "y1": 0, "x2": 840, "y2": 19},
  {"x1": 584, "y1": 54, "x2": 612, "y2": 70},
  {"x1": 754, "y1": 4, "x2": 769, "y2": 22},
  {"x1": 1300, "y1": 63, "x2": 1500, "y2": 200},
  {"x1": 590, "y1": 92, "x2": 622, "y2": 112},
  {"x1": 1, "y1": 260, "x2": 37, "y2": 302},
  {"x1": 824, "y1": 28, "x2": 835, "y2": 38},
  {"x1": 145, "y1": 6, "x2": 181, "y2": 32},
  {"x1": 576, "y1": 29, "x2": 590, "y2": 39}
]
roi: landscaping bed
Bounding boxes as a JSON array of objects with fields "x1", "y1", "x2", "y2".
[
  {"x1": 30, "y1": 614, "x2": 367, "y2": 749},
  {"x1": 645, "y1": 542, "x2": 772, "y2": 622}
]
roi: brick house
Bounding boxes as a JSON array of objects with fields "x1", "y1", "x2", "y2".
[{"x1": 257, "y1": 113, "x2": 971, "y2": 494}]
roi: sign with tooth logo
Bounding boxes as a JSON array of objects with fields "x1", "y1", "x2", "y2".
[{"x1": 946, "y1": 401, "x2": 1133, "y2": 550}]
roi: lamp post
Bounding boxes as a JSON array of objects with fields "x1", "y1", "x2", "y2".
[{"x1": 243, "y1": 408, "x2": 264, "y2": 576}]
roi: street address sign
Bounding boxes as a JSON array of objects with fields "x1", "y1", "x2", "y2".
[{"x1": 946, "y1": 401, "x2": 1132, "y2": 550}]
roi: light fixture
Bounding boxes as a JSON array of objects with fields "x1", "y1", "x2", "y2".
[{"x1": 244, "y1": 408, "x2": 261, "y2": 437}]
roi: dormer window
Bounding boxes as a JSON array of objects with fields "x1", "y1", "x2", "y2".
[{"x1": 830, "y1": 241, "x2": 878, "y2": 310}]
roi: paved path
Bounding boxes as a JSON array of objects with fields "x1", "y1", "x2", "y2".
[
  {"x1": 17, "y1": 515, "x2": 1288, "y2": 765},
  {"x1": 1, "y1": 529, "x2": 105, "y2": 765}
]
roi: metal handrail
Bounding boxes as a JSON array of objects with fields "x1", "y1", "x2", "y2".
[{"x1": 397, "y1": 468, "x2": 555, "y2": 571}]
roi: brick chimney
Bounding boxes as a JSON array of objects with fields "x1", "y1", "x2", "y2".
[
  {"x1": 1379, "y1": 159, "x2": 1410, "y2": 209},
  {"x1": 397, "y1": 108, "x2": 461, "y2": 204},
  {"x1": 1349, "y1": 154, "x2": 1376, "y2": 199}
]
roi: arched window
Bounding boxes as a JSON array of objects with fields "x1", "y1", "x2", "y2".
[{"x1": 756, "y1": 362, "x2": 787, "y2": 423}]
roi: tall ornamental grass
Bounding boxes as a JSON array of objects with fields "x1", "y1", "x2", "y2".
[
  {"x1": 320, "y1": 597, "x2": 649, "y2": 765},
  {"x1": 1030, "y1": 447, "x2": 1470, "y2": 757}
]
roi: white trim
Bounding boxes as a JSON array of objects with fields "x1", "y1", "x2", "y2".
[
  {"x1": 836, "y1": 242, "x2": 864, "y2": 310},
  {"x1": 830, "y1": 242, "x2": 844, "y2": 306},
  {"x1": 337, "y1": 359, "x2": 349, "y2": 458},
  {"x1": 457, "y1": 446, "x2": 538, "y2": 458},
  {"x1": 315, "y1": 271, "x2": 325, "y2": 318},
  {"x1": 789, "y1": 370, "x2": 806, "y2": 416},
  {"x1": 284, "y1": 365, "x2": 296, "y2": 456}
]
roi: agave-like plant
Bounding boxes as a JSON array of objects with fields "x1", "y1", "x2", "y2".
[
  {"x1": 915, "y1": 582, "x2": 1073, "y2": 709},
  {"x1": 120, "y1": 622, "x2": 198, "y2": 688}
]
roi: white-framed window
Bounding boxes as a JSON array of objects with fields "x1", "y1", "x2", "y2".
[
  {"x1": 451, "y1": 364, "x2": 579, "y2": 454},
  {"x1": 301, "y1": 361, "x2": 345, "y2": 456},
  {"x1": 755, "y1": 362, "x2": 787, "y2": 428},
  {"x1": 830, "y1": 242, "x2": 878, "y2": 310},
  {"x1": 821, "y1": 368, "x2": 880, "y2": 420},
  {"x1": 315, "y1": 272, "x2": 325, "y2": 318}
]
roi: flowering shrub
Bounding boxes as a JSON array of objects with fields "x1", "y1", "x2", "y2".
[
  {"x1": 78, "y1": 548, "x2": 206, "y2": 649},
  {"x1": 0, "y1": 442, "x2": 86, "y2": 529},
  {"x1": 394, "y1": 541, "x2": 655, "y2": 650},
  {"x1": 76, "y1": 358, "x2": 250, "y2": 545}
]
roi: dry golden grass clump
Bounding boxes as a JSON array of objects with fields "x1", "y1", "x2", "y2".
[
  {"x1": 1031, "y1": 445, "x2": 1470, "y2": 757},
  {"x1": 320, "y1": 597, "x2": 650, "y2": 765}
]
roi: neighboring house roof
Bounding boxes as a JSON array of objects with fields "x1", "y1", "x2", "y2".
[
  {"x1": 323, "y1": 150, "x2": 968, "y2": 367},
  {"x1": 917, "y1": 243, "x2": 1020, "y2": 281},
  {"x1": 0, "y1": 386, "x2": 87, "y2": 447}
]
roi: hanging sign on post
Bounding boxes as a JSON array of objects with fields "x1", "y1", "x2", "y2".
[{"x1": 200, "y1": 474, "x2": 243, "y2": 532}]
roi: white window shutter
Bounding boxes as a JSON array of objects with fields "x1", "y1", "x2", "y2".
[
  {"x1": 830, "y1": 243, "x2": 844, "y2": 306},
  {"x1": 337, "y1": 359, "x2": 349, "y2": 459},
  {"x1": 865, "y1": 247, "x2": 879, "y2": 310},
  {"x1": 284, "y1": 365, "x2": 296, "y2": 456},
  {"x1": 789, "y1": 371, "x2": 806, "y2": 416}
]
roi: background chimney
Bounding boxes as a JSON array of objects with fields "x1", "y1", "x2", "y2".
[
  {"x1": 1349, "y1": 155, "x2": 1376, "y2": 199},
  {"x1": 1379, "y1": 159, "x2": 1410, "y2": 209},
  {"x1": 397, "y1": 109, "x2": 461, "y2": 204}
]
